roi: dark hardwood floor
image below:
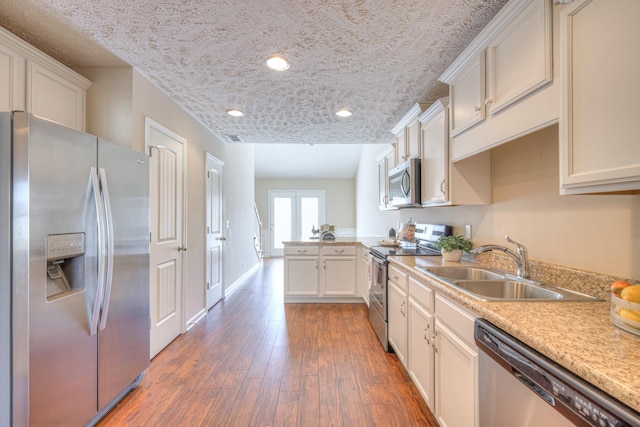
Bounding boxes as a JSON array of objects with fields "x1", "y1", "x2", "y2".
[{"x1": 98, "y1": 258, "x2": 439, "y2": 426}]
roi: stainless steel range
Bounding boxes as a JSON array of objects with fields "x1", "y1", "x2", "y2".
[{"x1": 368, "y1": 223, "x2": 452, "y2": 351}]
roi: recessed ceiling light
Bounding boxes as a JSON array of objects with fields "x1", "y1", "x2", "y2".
[
  {"x1": 335, "y1": 109, "x2": 352, "y2": 117},
  {"x1": 266, "y1": 55, "x2": 290, "y2": 71},
  {"x1": 226, "y1": 109, "x2": 245, "y2": 117}
]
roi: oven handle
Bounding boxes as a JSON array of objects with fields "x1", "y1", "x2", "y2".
[{"x1": 368, "y1": 250, "x2": 388, "y2": 264}]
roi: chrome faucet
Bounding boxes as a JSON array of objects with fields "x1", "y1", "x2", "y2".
[{"x1": 470, "y1": 235, "x2": 530, "y2": 279}]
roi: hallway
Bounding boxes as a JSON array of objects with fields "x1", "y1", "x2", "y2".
[{"x1": 99, "y1": 258, "x2": 438, "y2": 426}]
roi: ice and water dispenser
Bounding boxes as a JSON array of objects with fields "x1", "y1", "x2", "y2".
[{"x1": 46, "y1": 233, "x2": 85, "y2": 300}]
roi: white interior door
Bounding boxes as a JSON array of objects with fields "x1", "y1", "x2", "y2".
[
  {"x1": 146, "y1": 118, "x2": 186, "y2": 359},
  {"x1": 206, "y1": 154, "x2": 224, "y2": 309}
]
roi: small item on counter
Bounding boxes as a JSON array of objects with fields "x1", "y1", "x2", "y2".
[
  {"x1": 388, "y1": 228, "x2": 396, "y2": 239},
  {"x1": 402, "y1": 224, "x2": 417, "y2": 243},
  {"x1": 610, "y1": 281, "x2": 640, "y2": 336}
]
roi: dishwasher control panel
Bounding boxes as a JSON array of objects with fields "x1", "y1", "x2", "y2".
[{"x1": 475, "y1": 319, "x2": 640, "y2": 427}]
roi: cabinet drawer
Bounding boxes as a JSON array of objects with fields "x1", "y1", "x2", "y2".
[
  {"x1": 388, "y1": 264, "x2": 408, "y2": 291},
  {"x1": 409, "y1": 276, "x2": 434, "y2": 312},
  {"x1": 320, "y1": 245, "x2": 356, "y2": 256},
  {"x1": 284, "y1": 245, "x2": 319, "y2": 256},
  {"x1": 435, "y1": 294, "x2": 476, "y2": 347}
]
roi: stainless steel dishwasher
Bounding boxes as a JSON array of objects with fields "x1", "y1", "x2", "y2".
[{"x1": 475, "y1": 319, "x2": 640, "y2": 427}]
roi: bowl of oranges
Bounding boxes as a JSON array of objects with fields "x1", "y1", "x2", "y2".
[{"x1": 611, "y1": 280, "x2": 640, "y2": 336}]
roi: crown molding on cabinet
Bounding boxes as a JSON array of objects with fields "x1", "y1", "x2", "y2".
[
  {"x1": 439, "y1": 0, "x2": 537, "y2": 84},
  {"x1": 390, "y1": 103, "x2": 428, "y2": 136}
]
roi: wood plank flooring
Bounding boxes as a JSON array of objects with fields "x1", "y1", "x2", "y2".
[{"x1": 98, "y1": 258, "x2": 439, "y2": 426}]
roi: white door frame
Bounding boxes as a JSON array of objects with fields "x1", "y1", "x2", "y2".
[
  {"x1": 145, "y1": 117, "x2": 188, "y2": 335},
  {"x1": 205, "y1": 153, "x2": 225, "y2": 309}
]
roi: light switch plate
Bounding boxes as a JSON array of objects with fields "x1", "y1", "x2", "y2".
[{"x1": 465, "y1": 224, "x2": 472, "y2": 240}]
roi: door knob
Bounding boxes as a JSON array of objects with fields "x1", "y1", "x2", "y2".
[
  {"x1": 178, "y1": 245, "x2": 187, "y2": 252},
  {"x1": 216, "y1": 237, "x2": 227, "y2": 241}
]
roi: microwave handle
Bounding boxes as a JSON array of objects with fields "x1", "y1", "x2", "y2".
[{"x1": 401, "y1": 169, "x2": 410, "y2": 197}]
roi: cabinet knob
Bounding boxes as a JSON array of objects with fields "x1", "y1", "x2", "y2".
[
  {"x1": 473, "y1": 105, "x2": 482, "y2": 113},
  {"x1": 484, "y1": 98, "x2": 493, "y2": 105}
]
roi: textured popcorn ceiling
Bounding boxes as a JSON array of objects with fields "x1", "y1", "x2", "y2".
[{"x1": 0, "y1": 0, "x2": 508, "y2": 146}]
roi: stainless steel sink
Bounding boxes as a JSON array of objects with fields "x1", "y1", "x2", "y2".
[
  {"x1": 422, "y1": 266, "x2": 506, "y2": 281},
  {"x1": 416, "y1": 266, "x2": 600, "y2": 302}
]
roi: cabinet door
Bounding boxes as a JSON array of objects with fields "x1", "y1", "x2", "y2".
[
  {"x1": 450, "y1": 52, "x2": 485, "y2": 137},
  {"x1": 486, "y1": 0, "x2": 552, "y2": 115},
  {"x1": 322, "y1": 256, "x2": 356, "y2": 296},
  {"x1": 377, "y1": 158, "x2": 387, "y2": 209},
  {"x1": 285, "y1": 257, "x2": 319, "y2": 295},
  {"x1": 0, "y1": 42, "x2": 26, "y2": 112},
  {"x1": 408, "y1": 297, "x2": 435, "y2": 410},
  {"x1": 421, "y1": 107, "x2": 448, "y2": 205},
  {"x1": 559, "y1": 0, "x2": 640, "y2": 193},
  {"x1": 406, "y1": 119, "x2": 421, "y2": 159},
  {"x1": 27, "y1": 61, "x2": 87, "y2": 130},
  {"x1": 388, "y1": 281, "x2": 407, "y2": 366},
  {"x1": 395, "y1": 129, "x2": 407, "y2": 165},
  {"x1": 435, "y1": 320, "x2": 478, "y2": 427}
]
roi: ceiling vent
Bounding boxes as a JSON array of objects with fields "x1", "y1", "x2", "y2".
[{"x1": 226, "y1": 134, "x2": 242, "y2": 143}]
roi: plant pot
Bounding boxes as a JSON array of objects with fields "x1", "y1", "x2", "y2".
[{"x1": 441, "y1": 249, "x2": 463, "y2": 262}]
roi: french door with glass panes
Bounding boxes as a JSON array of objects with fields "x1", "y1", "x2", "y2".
[{"x1": 269, "y1": 190, "x2": 325, "y2": 257}]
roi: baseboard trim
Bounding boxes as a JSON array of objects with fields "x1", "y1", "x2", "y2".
[
  {"x1": 186, "y1": 309, "x2": 207, "y2": 331},
  {"x1": 224, "y1": 262, "x2": 262, "y2": 297}
]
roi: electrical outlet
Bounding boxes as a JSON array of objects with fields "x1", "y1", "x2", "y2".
[{"x1": 465, "y1": 224, "x2": 472, "y2": 240}]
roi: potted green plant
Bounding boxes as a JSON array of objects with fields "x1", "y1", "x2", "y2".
[{"x1": 435, "y1": 234, "x2": 472, "y2": 262}]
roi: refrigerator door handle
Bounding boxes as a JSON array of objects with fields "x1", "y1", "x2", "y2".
[
  {"x1": 90, "y1": 167, "x2": 107, "y2": 336},
  {"x1": 98, "y1": 168, "x2": 115, "y2": 330}
]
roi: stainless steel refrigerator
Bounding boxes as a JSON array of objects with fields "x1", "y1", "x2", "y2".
[{"x1": 0, "y1": 112, "x2": 150, "y2": 426}]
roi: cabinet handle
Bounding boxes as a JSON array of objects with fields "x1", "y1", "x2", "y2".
[
  {"x1": 323, "y1": 260, "x2": 326, "y2": 270},
  {"x1": 433, "y1": 330, "x2": 438, "y2": 352},
  {"x1": 334, "y1": 249, "x2": 344, "y2": 254},
  {"x1": 484, "y1": 98, "x2": 493, "y2": 105},
  {"x1": 439, "y1": 179, "x2": 446, "y2": 195},
  {"x1": 316, "y1": 260, "x2": 318, "y2": 270},
  {"x1": 473, "y1": 105, "x2": 481, "y2": 113},
  {"x1": 298, "y1": 249, "x2": 307, "y2": 254},
  {"x1": 391, "y1": 274, "x2": 399, "y2": 280},
  {"x1": 424, "y1": 324, "x2": 430, "y2": 344}
]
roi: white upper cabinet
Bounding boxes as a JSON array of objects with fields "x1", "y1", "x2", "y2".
[
  {"x1": 376, "y1": 146, "x2": 396, "y2": 210},
  {"x1": 559, "y1": 0, "x2": 640, "y2": 194},
  {"x1": 391, "y1": 103, "x2": 426, "y2": 166},
  {"x1": 449, "y1": 53, "x2": 486, "y2": 137},
  {"x1": 486, "y1": 0, "x2": 552, "y2": 115},
  {"x1": 0, "y1": 26, "x2": 91, "y2": 130},
  {"x1": 0, "y1": 41, "x2": 26, "y2": 112},
  {"x1": 420, "y1": 98, "x2": 491, "y2": 207},
  {"x1": 440, "y1": 0, "x2": 556, "y2": 161}
]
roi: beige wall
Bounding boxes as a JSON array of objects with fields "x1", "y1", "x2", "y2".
[
  {"x1": 356, "y1": 125, "x2": 640, "y2": 280},
  {"x1": 80, "y1": 66, "x2": 258, "y2": 326},
  {"x1": 255, "y1": 178, "x2": 356, "y2": 236}
]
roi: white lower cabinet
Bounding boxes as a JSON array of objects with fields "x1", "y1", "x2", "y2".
[
  {"x1": 284, "y1": 246, "x2": 320, "y2": 297},
  {"x1": 407, "y1": 276, "x2": 435, "y2": 410},
  {"x1": 284, "y1": 244, "x2": 358, "y2": 302},
  {"x1": 394, "y1": 267, "x2": 479, "y2": 426},
  {"x1": 388, "y1": 264, "x2": 409, "y2": 366},
  {"x1": 434, "y1": 294, "x2": 478, "y2": 427}
]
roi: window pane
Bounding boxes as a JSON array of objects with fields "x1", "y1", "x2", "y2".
[
  {"x1": 273, "y1": 197, "x2": 291, "y2": 249},
  {"x1": 300, "y1": 197, "x2": 318, "y2": 238}
]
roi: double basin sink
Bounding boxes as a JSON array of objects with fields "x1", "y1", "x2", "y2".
[{"x1": 417, "y1": 266, "x2": 600, "y2": 302}]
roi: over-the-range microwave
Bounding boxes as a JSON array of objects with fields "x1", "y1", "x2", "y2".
[{"x1": 388, "y1": 158, "x2": 421, "y2": 208}]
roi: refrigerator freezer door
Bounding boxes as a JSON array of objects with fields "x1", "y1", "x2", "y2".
[
  {"x1": 18, "y1": 113, "x2": 100, "y2": 426},
  {"x1": 97, "y1": 138, "x2": 150, "y2": 410}
]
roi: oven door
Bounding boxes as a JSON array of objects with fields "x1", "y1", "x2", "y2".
[{"x1": 369, "y1": 254, "x2": 387, "y2": 320}]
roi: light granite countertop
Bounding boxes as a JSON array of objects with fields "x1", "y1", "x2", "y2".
[
  {"x1": 389, "y1": 256, "x2": 640, "y2": 414},
  {"x1": 283, "y1": 236, "x2": 383, "y2": 247}
]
